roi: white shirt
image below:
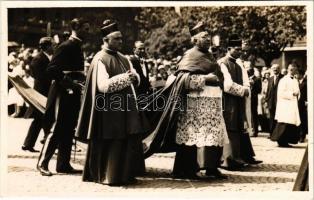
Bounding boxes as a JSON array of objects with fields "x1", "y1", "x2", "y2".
[{"x1": 43, "y1": 52, "x2": 52, "y2": 61}]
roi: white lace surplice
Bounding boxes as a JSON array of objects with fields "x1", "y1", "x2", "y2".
[{"x1": 176, "y1": 85, "x2": 228, "y2": 147}]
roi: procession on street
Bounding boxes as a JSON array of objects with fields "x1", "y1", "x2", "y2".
[{"x1": 2, "y1": 3, "x2": 311, "y2": 196}]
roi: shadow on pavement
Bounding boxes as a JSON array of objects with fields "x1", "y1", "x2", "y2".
[
  {"x1": 225, "y1": 174, "x2": 295, "y2": 184},
  {"x1": 241, "y1": 164, "x2": 299, "y2": 173}
]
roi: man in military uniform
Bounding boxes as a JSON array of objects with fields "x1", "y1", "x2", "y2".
[{"x1": 37, "y1": 18, "x2": 90, "y2": 176}]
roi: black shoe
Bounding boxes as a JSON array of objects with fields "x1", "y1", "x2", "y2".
[
  {"x1": 299, "y1": 138, "x2": 305, "y2": 143},
  {"x1": 220, "y1": 162, "x2": 247, "y2": 171},
  {"x1": 233, "y1": 159, "x2": 249, "y2": 168},
  {"x1": 245, "y1": 158, "x2": 263, "y2": 165},
  {"x1": 278, "y1": 143, "x2": 292, "y2": 148},
  {"x1": 219, "y1": 165, "x2": 243, "y2": 171},
  {"x1": 205, "y1": 169, "x2": 228, "y2": 179},
  {"x1": 108, "y1": 183, "x2": 123, "y2": 187},
  {"x1": 128, "y1": 178, "x2": 138, "y2": 184},
  {"x1": 38, "y1": 166, "x2": 53, "y2": 176},
  {"x1": 56, "y1": 166, "x2": 82, "y2": 174},
  {"x1": 251, "y1": 133, "x2": 258, "y2": 137},
  {"x1": 21, "y1": 146, "x2": 40, "y2": 153}
]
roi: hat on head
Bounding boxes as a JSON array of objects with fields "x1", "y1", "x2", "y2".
[
  {"x1": 189, "y1": 21, "x2": 206, "y2": 37},
  {"x1": 228, "y1": 34, "x2": 242, "y2": 47},
  {"x1": 101, "y1": 20, "x2": 119, "y2": 37}
]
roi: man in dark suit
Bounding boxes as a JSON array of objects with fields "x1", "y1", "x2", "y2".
[
  {"x1": 247, "y1": 67, "x2": 262, "y2": 137},
  {"x1": 265, "y1": 64, "x2": 283, "y2": 135},
  {"x1": 22, "y1": 37, "x2": 53, "y2": 152},
  {"x1": 37, "y1": 18, "x2": 90, "y2": 176},
  {"x1": 129, "y1": 41, "x2": 151, "y2": 96}
]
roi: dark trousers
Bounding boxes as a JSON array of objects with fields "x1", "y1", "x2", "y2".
[
  {"x1": 240, "y1": 132, "x2": 256, "y2": 161},
  {"x1": 23, "y1": 117, "x2": 42, "y2": 148},
  {"x1": 269, "y1": 107, "x2": 277, "y2": 135},
  {"x1": 222, "y1": 130, "x2": 247, "y2": 168},
  {"x1": 251, "y1": 101, "x2": 259, "y2": 135},
  {"x1": 258, "y1": 114, "x2": 270, "y2": 133},
  {"x1": 38, "y1": 91, "x2": 81, "y2": 170}
]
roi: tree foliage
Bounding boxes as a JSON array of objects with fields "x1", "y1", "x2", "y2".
[{"x1": 135, "y1": 6, "x2": 306, "y2": 65}]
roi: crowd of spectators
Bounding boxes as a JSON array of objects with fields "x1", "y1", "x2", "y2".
[
  {"x1": 7, "y1": 43, "x2": 307, "y2": 144},
  {"x1": 7, "y1": 43, "x2": 179, "y2": 116}
]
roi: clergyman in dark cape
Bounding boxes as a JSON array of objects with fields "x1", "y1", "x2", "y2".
[
  {"x1": 143, "y1": 22, "x2": 228, "y2": 179},
  {"x1": 75, "y1": 20, "x2": 149, "y2": 186}
]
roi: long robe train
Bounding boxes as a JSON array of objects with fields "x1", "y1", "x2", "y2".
[{"x1": 8, "y1": 75, "x2": 46, "y2": 114}]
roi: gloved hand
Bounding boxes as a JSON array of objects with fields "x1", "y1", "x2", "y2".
[{"x1": 61, "y1": 75, "x2": 83, "y2": 92}]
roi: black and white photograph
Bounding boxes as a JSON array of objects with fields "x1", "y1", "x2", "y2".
[{"x1": 0, "y1": 1, "x2": 313, "y2": 199}]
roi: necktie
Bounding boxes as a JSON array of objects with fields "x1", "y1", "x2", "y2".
[
  {"x1": 140, "y1": 59, "x2": 147, "y2": 77},
  {"x1": 274, "y1": 75, "x2": 277, "y2": 85}
]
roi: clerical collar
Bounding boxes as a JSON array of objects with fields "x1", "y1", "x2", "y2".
[
  {"x1": 104, "y1": 47, "x2": 117, "y2": 55},
  {"x1": 195, "y1": 46, "x2": 209, "y2": 54}
]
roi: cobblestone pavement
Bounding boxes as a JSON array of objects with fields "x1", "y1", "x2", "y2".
[{"x1": 1, "y1": 118, "x2": 311, "y2": 198}]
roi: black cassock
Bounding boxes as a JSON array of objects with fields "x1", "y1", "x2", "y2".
[{"x1": 75, "y1": 49, "x2": 149, "y2": 185}]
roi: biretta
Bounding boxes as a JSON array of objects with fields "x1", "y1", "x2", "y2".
[
  {"x1": 101, "y1": 20, "x2": 119, "y2": 37},
  {"x1": 228, "y1": 34, "x2": 242, "y2": 47},
  {"x1": 189, "y1": 21, "x2": 206, "y2": 37}
]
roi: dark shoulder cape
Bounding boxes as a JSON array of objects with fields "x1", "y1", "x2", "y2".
[
  {"x1": 75, "y1": 49, "x2": 149, "y2": 142},
  {"x1": 143, "y1": 47, "x2": 221, "y2": 158},
  {"x1": 177, "y1": 46, "x2": 217, "y2": 74}
]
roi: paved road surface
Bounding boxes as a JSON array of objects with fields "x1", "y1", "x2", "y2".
[{"x1": 1, "y1": 118, "x2": 310, "y2": 198}]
